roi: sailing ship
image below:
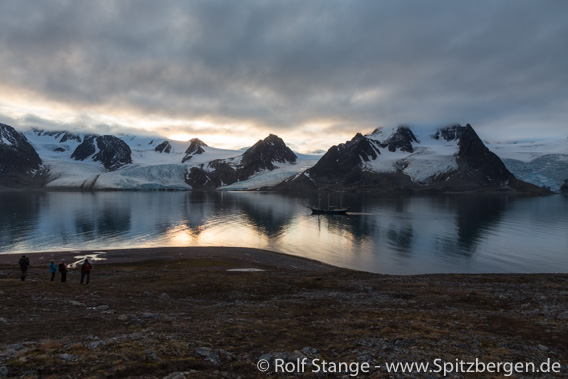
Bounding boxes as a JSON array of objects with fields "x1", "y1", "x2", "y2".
[{"x1": 310, "y1": 192, "x2": 349, "y2": 215}]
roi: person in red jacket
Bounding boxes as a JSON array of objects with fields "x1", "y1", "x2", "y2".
[{"x1": 80, "y1": 258, "x2": 92, "y2": 284}]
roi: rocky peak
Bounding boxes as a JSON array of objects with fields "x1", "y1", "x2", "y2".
[
  {"x1": 0, "y1": 123, "x2": 43, "y2": 184},
  {"x1": 1, "y1": 123, "x2": 21, "y2": 147},
  {"x1": 185, "y1": 134, "x2": 297, "y2": 188},
  {"x1": 240, "y1": 134, "x2": 297, "y2": 170},
  {"x1": 308, "y1": 132, "x2": 380, "y2": 178},
  {"x1": 155, "y1": 140, "x2": 172, "y2": 154},
  {"x1": 379, "y1": 126, "x2": 419, "y2": 153},
  {"x1": 182, "y1": 138, "x2": 207, "y2": 163},
  {"x1": 442, "y1": 124, "x2": 514, "y2": 185},
  {"x1": 370, "y1": 127, "x2": 384, "y2": 136},
  {"x1": 433, "y1": 124, "x2": 466, "y2": 142},
  {"x1": 71, "y1": 135, "x2": 132, "y2": 171}
]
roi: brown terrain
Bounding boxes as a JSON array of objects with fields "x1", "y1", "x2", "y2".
[{"x1": 0, "y1": 247, "x2": 567, "y2": 378}]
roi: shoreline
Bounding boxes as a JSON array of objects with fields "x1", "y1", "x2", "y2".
[
  {"x1": 0, "y1": 247, "x2": 567, "y2": 377},
  {"x1": 1, "y1": 246, "x2": 566, "y2": 276},
  {"x1": 0, "y1": 246, "x2": 337, "y2": 273}
]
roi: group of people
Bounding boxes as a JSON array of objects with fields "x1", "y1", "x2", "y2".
[{"x1": 19, "y1": 255, "x2": 93, "y2": 284}]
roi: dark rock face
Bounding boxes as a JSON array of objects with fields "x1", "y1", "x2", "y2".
[
  {"x1": 71, "y1": 135, "x2": 132, "y2": 171},
  {"x1": 71, "y1": 135, "x2": 97, "y2": 161},
  {"x1": 186, "y1": 161, "x2": 238, "y2": 190},
  {"x1": 59, "y1": 132, "x2": 82, "y2": 143},
  {"x1": 285, "y1": 133, "x2": 380, "y2": 190},
  {"x1": 454, "y1": 124, "x2": 512, "y2": 185},
  {"x1": 185, "y1": 134, "x2": 296, "y2": 189},
  {"x1": 182, "y1": 138, "x2": 207, "y2": 163},
  {"x1": 379, "y1": 126, "x2": 418, "y2": 153},
  {"x1": 154, "y1": 141, "x2": 172, "y2": 154},
  {"x1": 93, "y1": 136, "x2": 133, "y2": 171},
  {"x1": 0, "y1": 123, "x2": 44, "y2": 186},
  {"x1": 238, "y1": 134, "x2": 297, "y2": 180},
  {"x1": 561, "y1": 179, "x2": 568, "y2": 194}
]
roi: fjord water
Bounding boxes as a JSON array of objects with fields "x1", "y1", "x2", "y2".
[{"x1": 1, "y1": 191, "x2": 566, "y2": 274}]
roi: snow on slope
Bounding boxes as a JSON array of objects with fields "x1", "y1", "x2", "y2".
[
  {"x1": 487, "y1": 138, "x2": 568, "y2": 191},
  {"x1": 362, "y1": 128, "x2": 459, "y2": 184},
  {"x1": 22, "y1": 129, "x2": 310, "y2": 190},
  {"x1": 487, "y1": 138, "x2": 568, "y2": 162},
  {"x1": 221, "y1": 154, "x2": 320, "y2": 190}
]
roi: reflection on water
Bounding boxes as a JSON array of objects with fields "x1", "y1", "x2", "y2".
[{"x1": 0, "y1": 191, "x2": 567, "y2": 274}]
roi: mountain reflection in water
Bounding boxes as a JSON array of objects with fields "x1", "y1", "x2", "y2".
[{"x1": 0, "y1": 191, "x2": 566, "y2": 274}]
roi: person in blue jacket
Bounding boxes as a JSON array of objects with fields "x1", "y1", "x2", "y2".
[{"x1": 49, "y1": 260, "x2": 57, "y2": 281}]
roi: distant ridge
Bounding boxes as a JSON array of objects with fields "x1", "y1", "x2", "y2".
[{"x1": 0, "y1": 121, "x2": 562, "y2": 193}]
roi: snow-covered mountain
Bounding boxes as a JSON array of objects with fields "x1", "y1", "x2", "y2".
[
  {"x1": 0, "y1": 123, "x2": 46, "y2": 187},
  {"x1": 185, "y1": 134, "x2": 306, "y2": 190},
  {"x1": 277, "y1": 124, "x2": 549, "y2": 194},
  {"x1": 486, "y1": 138, "x2": 568, "y2": 191},
  {"x1": 17, "y1": 127, "x2": 315, "y2": 190},
  {"x1": 1, "y1": 121, "x2": 565, "y2": 193}
]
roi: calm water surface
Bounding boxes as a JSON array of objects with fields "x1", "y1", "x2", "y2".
[{"x1": 1, "y1": 191, "x2": 567, "y2": 274}]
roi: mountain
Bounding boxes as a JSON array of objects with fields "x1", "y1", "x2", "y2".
[
  {"x1": 182, "y1": 138, "x2": 207, "y2": 163},
  {"x1": 277, "y1": 124, "x2": 549, "y2": 194},
  {"x1": 185, "y1": 134, "x2": 299, "y2": 190},
  {"x1": 0, "y1": 123, "x2": 46, "y2": 187}
]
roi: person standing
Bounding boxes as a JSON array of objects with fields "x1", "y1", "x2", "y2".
[
  {"x1": 49, "y1": 260, "x2": 57, "y2": 281},
  {"x1": 80, "y1": 258, "x2": 92, "y2": 284},
  {"x1": 18, "y1": 255, "x2": 30, "y2": 281},
  {"x1": 58, "y1": 259, "x2": 68, "y2": 282}
]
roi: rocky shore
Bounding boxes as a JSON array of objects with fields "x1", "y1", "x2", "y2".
[{"x1": 0, "y1": 247, "x2": 567, "y2": 378}]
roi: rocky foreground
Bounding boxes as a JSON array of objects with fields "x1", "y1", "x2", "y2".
[{"x1": 0, "y1": 248, "x2": 567, "y2": 378}]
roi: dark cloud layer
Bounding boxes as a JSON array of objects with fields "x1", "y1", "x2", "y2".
[{"x1": 1, "y1": 0, "x2": 567, "y2": 146}]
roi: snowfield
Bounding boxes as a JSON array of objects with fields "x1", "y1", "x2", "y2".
[
  {"x1": 23, "y1": 130, "x2": 316, "y2": 190},
  {"x1": 221, "y1": 154, "x2": 320, "y2": 190},
  {"x1": 487, "y1": 138, "x2": 568, "y2": 191},
  {"x1": 362, "y1": 128, "x2": 459, "y2": 184}
]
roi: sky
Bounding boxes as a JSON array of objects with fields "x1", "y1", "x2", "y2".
[{"x1": 0, "y1": 0, "x2": 567, "y2": 153}]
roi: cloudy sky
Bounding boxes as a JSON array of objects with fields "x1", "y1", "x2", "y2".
[{"x1": 0, "y1": 0, "x2": 567, "y2": 153}]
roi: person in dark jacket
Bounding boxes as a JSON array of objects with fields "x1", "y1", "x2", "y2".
[
  {"x1": 49, "y1": 259, "x2": 57, "y2": 281},
  {"x1": 58, "y1": 259, "x2": 68, "y2": 282},
  {"x1": 80, "y1": 258, "x2": 92, "y2": 284},
  {"x1": 19, "y1": 255, "x2": 30, "y2": 281}
]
